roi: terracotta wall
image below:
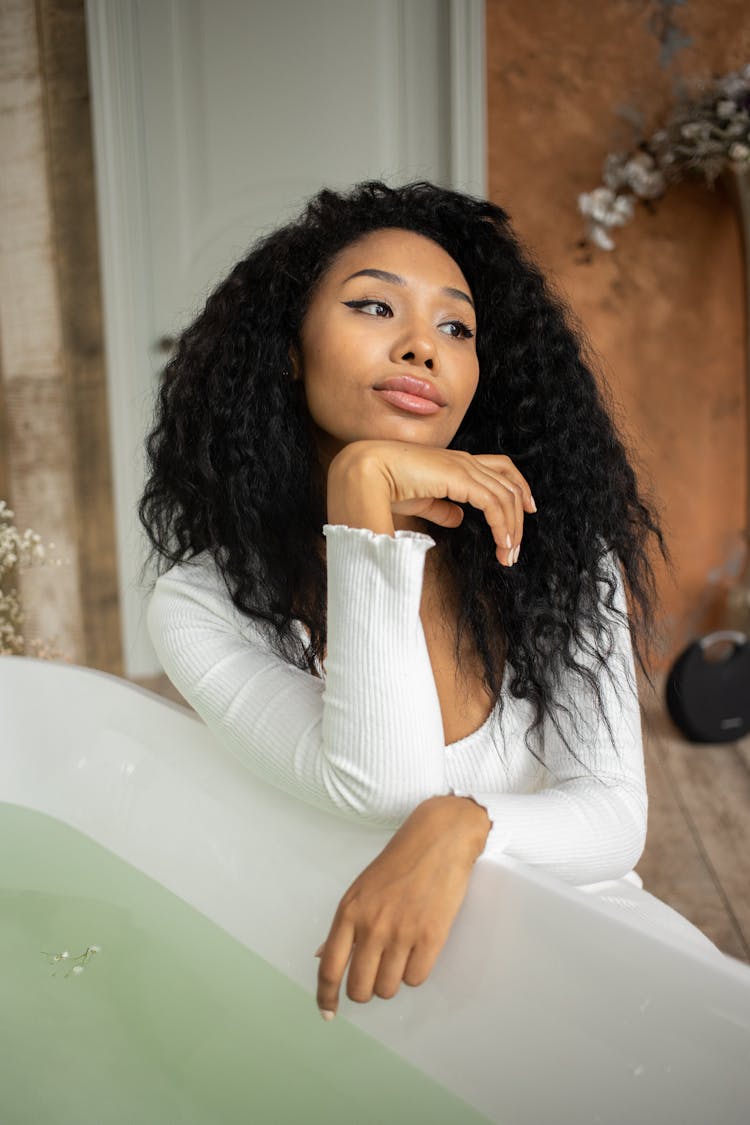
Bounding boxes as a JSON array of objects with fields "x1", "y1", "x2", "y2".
[{"x1": 485, "y1": 0, "x2": 750, "y2": 669}]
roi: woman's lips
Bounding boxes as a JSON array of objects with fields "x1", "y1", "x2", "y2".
[{"x1": 374, "y1": 389, "x2": 443, "y2": 415}]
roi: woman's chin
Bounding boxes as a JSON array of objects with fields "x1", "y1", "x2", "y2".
[{"x1": 361, "y1": 416, "x2": 448, "y2": 444}]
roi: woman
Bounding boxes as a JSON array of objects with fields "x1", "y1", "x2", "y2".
[{"x1": 139, "y1": 179, "x2": 711, "y2": 1022}]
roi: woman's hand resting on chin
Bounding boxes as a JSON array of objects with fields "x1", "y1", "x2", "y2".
[
  {"x1": 314, "y1": 795, "x2": 492, "y2": 1019},
  {"x1": 327, "y1": 438, "x2": 536, "y2": 566}
]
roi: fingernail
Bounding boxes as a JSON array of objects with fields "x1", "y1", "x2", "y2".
[
  {"x1": 320, "y1": 1009, "x2": 335, "y2": 1021},
  {"x1": 505, "y1": 532, "x2": 512, "y2": 549},
  {"x1": 513, "y1": 544, "x2": 521, "y2": 565},
  {"x1": 529, "y1": 494, "x2": 537, "y2": 512}
]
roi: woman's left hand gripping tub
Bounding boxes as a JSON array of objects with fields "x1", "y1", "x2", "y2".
[{"x1": 314, "y1": 794, "x2": 491, "y2": 1020}]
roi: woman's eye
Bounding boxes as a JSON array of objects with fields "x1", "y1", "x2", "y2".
[
  {"x1": 343, "y1": 299, "x2": 391, "y2": 317},
  {"x1": 440, "y1": 321, "x2": 475, "y2": 340},
  {"x1": 343, "y1": 299, "x2": 474, "y2": 339}
]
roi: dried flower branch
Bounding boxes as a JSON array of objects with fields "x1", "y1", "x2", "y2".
[
  {"x1": 578, "y1": 63, "x2": 750, "y2": 251},
  {"x1": 0, "y1": 499, "x2": 72, "y2": 660}
]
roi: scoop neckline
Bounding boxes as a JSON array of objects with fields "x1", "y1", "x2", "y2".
[{"x1": 444, "y1": 703, "x2": 498, "y2": 750}]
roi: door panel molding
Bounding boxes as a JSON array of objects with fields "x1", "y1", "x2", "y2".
[{"x1": 86, "y1": 0, "x2": 156, "y2": 676}]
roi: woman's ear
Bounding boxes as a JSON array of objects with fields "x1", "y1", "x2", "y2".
[{"x1": 288, "y1": 343, "x2": 302, "y2": 382}]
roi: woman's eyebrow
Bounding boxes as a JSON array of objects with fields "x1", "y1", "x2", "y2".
[{"x1": 341, "y1": 268, "x2": 475, "y2": 310}]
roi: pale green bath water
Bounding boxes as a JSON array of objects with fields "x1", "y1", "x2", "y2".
[{"x1": 0, "y1": 803, "x2": 491, "y2": 1125}]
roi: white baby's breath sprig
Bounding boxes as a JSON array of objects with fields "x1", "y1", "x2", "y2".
[
  {"x1": 579, "y1": 63, "x2": 750, "y2": 251},
  {"x1": 0, "y1": 499, "x2": 72, "y2": 658},
  {"x1": 0, "y1": 501, "x2": 48, "y2": 580},
  {"x1": 41, "y1": 944, "x2": 101, "y2": 978}
]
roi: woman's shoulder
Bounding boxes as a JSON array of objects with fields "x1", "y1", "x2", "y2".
[
  {"x1": 149, "y1": 550, "x2": 275, "y2": 648},
  {"x1": 150, "y1": 549, "x2": 234, "y2": 609},
  {"x1": 153, "y1": 549, "x2": 223, "y2": 589}
]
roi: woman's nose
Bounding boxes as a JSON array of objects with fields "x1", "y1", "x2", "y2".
[{"x1": 393, "y1": 329, "x2": 437, "y2": 370}]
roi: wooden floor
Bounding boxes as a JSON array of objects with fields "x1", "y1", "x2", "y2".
[
  {"x1": 132, "y1": 670, "x2": 750, "y2": 965},
  {"x1": 636, "y1": 673, "x2": 750, "y2": 964}
]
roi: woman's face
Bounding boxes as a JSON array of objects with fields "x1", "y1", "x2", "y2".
[{"x1": 291, "y1": 227, "x2": 479, "y2": 470}]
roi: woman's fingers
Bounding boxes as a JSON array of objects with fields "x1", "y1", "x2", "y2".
[
  {"x1": 499, "y1": 473, "x2": 525, "y2": 563},
  {"x1": 390, "y1": 495, "x2": 465, "y2": 529},
  {"x1": 460, "y1": 466, "x2": 523, "y2": 566},
  {"x1": 402, "y1": 940, "x2": 440, "y2": 988},
  {"x1": 473, "y1": 454, "x2": 536, "y2": 514},
  {"x1": 316, "y1": 936, "x2": 429, "y2": 1012},
  {"x1": 316, "y1": 918, "x2": 355, "y2": 1019},
  {"x1": 468, "y1": 457, "x2": 536, "y2": 565},
  {"x1": 345, "y1": 935, "x2": 403, "y2": 1003},
  {"x1": 372, "y1": 942, "x2": 414, "y2": 999},
  {"x1": 403, "y1": 465, "x2": 519, "y2": 565}
]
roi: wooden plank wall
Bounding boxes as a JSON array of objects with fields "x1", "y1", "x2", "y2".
[{"x1": 0, "y1": 0, "x2": 122, "y2": 673}]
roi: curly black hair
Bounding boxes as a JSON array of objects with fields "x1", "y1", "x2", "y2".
[{"x1": 138, "y1": 179, "x2": 670, "y2": 773}]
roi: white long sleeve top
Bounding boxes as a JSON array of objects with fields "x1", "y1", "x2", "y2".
[{"x1": 146, "y1": 524, "x2": 648, "y2": 886}]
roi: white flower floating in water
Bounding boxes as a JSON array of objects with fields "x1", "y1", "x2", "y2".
[
  {"x1": 41, "y1": 944, "x2": 102, "y2": 978},
  {"x1": 578, "y1": 63, "x2": 750, "y2": 252}
]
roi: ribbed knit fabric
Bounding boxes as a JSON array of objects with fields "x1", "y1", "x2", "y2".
[{"x1": 146, "y1": 524, "x2": 648, "y2": 886}]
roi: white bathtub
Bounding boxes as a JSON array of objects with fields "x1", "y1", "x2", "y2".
[{"x1": 1, "y1": 655, "x2": 749, "y2": 1124}]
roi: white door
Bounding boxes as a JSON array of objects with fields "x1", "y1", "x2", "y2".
[{"x1": 86, "y1": 0, "x2": 486, "y2": 678}]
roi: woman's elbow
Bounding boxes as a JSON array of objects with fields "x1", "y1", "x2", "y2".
[
  {"x1": 320, "y1": 770, "x2": 430, "y2": 827},
  {"x1": 611, "y1": 785, "x2": 648, "y2": 875}
]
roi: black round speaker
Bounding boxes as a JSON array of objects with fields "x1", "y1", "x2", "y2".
[{"x1": 665, "y1": 630, "x2": 750, "y2": 743}]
